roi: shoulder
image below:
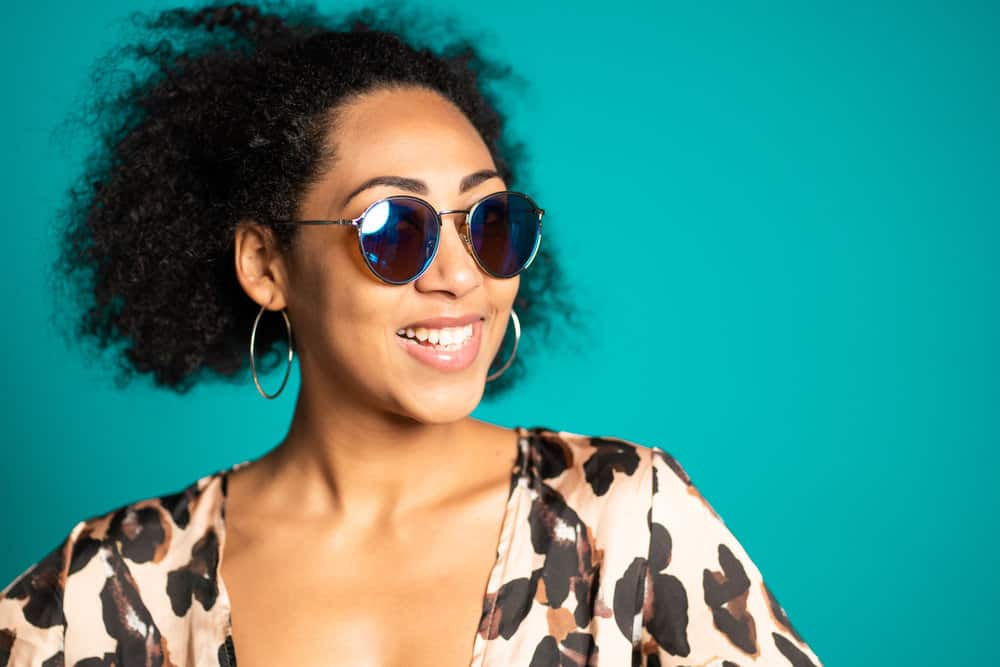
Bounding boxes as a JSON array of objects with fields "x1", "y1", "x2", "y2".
[
  {"x1": 0, "y1": 519, "x2": 77, "y2": 663},
  {"x1": 517, "y1": 425, "x2": 740, "y2": 574},
  {"x1": 522, "y1": 425, "x2": 686, "y2": 500},
  {"x1": 524, "y1": 428, "x2": 825, "y2": 664},
  {"x1": 518, "y1": 426, "x2": 688, "y2": 546},
  {"x1": 47, "y1": 462, "x2": 236, "y2": 586},
  {"x1": 0, "y1": 462, "x2": 238, "y2": 660}
]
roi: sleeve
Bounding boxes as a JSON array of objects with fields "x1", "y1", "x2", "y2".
[
  {"x1": 0, "y1": 523, "x2": 78, "y2": 667},
  {"x1": 638, "y1": 448, "x2": 824, "y2": 666}
]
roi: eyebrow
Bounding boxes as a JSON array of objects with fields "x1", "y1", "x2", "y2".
[{"x1": 340, "y1": 168, "x2": 502, "y2": 209}]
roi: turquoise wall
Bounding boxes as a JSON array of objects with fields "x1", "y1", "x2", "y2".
[{"x1": 2, "y1": 1, "x2": 997, "y2": 664}]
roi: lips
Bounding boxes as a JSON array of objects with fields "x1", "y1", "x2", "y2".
[
  {"x1": 400, "y1": 313, "x2": 485, "y2": 330},
  {"x1": 396, "y1": 318, "x2": 483, "y2": 372}
]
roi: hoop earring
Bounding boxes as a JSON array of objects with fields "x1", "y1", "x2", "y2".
[
  {"x1": 249, "y1": 304, "x2": 294, "y2": 399},
  {"x1": 486, "y1": 308, "x2": 520, "y2": 382}
]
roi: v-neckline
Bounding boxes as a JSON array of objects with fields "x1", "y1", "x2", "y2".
[{"x1": 214, "y1": 425, "x2": 532, "y2": 667}]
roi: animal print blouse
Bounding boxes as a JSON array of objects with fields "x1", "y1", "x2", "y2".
[{"x1": 1, "y1": 426, "x2": 824, "y2": 666}]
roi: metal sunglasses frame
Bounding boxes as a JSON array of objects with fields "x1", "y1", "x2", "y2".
[{"x1": 271, "y1": 189, "x2": 544, "y2": 285}]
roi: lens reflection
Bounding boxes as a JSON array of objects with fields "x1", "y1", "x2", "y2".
[
  {"x1": 360, "y1": 200, "x2": 391, "y2": 234},
  {"x1": 360, "y1": 198, "x2": 437, "y2": 283}
]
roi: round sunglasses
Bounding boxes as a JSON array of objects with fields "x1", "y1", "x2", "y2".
[{"x1": 272, "y1": 190, "x2": 544, "y2": 285}]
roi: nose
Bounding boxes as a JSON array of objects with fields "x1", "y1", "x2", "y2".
[{"x1": 412, "y1": 210, "x2": 482, "y2": 297}]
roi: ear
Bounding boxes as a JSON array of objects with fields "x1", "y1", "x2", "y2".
[{"x1": 233, "y1": 220, "x2": 291, "y2": 311}]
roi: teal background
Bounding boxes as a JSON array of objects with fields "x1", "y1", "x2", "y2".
[{"x1": 2, "y1": 1, "x2": 997, "y2": 664}]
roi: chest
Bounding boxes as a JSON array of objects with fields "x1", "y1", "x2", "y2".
[{"x1": 218, "y1": 515, "x2": 505, "y2": 667}]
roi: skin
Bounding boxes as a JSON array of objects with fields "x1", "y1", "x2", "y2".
[{"x1": 224, "y1": 85, "x2": 525, "y2": 666}]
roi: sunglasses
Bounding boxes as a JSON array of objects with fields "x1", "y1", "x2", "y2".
[{"x1": 271, "y1": 190, "x2": 544, "y2": 285}]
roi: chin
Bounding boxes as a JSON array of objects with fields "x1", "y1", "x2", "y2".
[{"x1": 398, "y1": 378, "x2": 486, "y2": 424}]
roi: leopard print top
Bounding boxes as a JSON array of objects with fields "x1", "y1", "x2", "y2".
[{"x1": 1, "y1": 426, "x2": 824, "y2": 666}]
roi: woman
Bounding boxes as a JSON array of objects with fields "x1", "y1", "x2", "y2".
[{"x1": 0, "y1": 2, "x2": 823, "y2": 666}]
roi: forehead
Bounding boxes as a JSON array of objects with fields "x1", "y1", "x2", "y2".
[{"x1": 329, "y1": 86, "x2": 496, "y2": 180}]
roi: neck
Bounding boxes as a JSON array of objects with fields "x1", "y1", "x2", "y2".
[{"x1": 253, "y1": 375, "x2": 498, "y2": 528}]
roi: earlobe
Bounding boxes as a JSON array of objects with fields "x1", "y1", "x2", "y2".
[{"x1": 233, "y1": 220, "x2": 290, "y2": 311}]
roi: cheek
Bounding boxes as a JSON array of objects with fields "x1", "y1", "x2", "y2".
[
  {"x1": 492, "y1": 275, "x2": 521, "y2": 311},
  {"x1": 298, "y1": 284, "x2": 404, "y2": 382},
  {"x1": 291, "y1": 229, "x2": 374, "y2": 305},
  {"x1": 315, "y1": 282, "x2": 398, "y2": 346},
  {"x1": 289, "y1": 234, "x2": 396, "y2": 346},
  {"x1": 486, "y1": 276, "x2": 521, "y2": 341},
  {"x1": 299, "y1": 227, "x2": 369, "y2": 283}
]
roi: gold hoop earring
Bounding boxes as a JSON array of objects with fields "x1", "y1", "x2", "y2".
[
  {"x1": 249, "y1": 304, "x2": 294, "y2": 399},
  {"x1": 486, "y1": 308, "x2": 520, "y2": 382}
]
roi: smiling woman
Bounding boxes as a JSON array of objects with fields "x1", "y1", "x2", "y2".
[{"x1": 0, "y1": 1, "x2": 824, "y2": 666}]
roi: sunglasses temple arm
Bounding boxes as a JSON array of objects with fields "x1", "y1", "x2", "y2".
[{"x1": 283, "y1": 219, "x2": 359, "y2": 226}]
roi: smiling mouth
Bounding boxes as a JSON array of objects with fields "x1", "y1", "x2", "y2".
[
  {"x1": 395, "y1": 322, "x2": 475, "y2": 350},
  {"x1": 394, "y1": 319, "x2": 483, "y2": 372}
]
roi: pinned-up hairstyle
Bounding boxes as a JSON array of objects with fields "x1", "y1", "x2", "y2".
[{"x1": 52, "y1": 1, "x2": 576, "y2": 397}]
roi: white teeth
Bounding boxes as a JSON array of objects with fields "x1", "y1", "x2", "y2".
[{"x1": 396, "y1": 322, "x2": 476, "y2": 348}]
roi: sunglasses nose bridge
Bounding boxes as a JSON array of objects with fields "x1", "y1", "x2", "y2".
[
  {"x1": 436, "y1": 209, "x2": 469, "y2": 221},
  {"x1": 437, "y1": 209, "x2": 473, "y2": 245}
]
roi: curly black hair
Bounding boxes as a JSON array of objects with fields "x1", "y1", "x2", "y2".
[{"x1": 50, "y1": 0, "x2": 578, "y2": 398}]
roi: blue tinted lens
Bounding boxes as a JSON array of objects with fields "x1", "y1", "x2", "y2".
[
  {"x1": 469, "y1": 193, "x2": 541, "y2": 278},
  {"x1": 359, "y1": 198, "x2": 438, "y2": 283}
]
